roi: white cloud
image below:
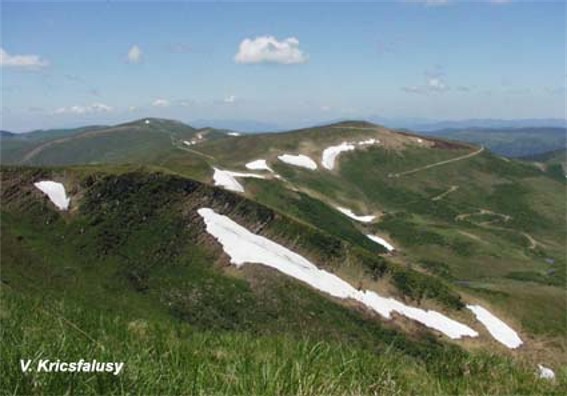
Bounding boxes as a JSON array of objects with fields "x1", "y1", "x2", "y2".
[
  {"x1": 223, "y1": 95, "x2": 236, "y2": 103},
  {"x1": 53, "y1": 103, "x2": 113, "y2": 115},
  {"x1": 127, "y1": 45, "x2": 143, "y2": 64},
  {"x1": 427, "y1": 77, "x2": 448, "y2": 92},
  {"x1": 0, "y1": 48, "x2": 49, "y2": 70},
  {"x1": 234, "y1": 36, "x2": 308, "y2": 64},
  {"x1": 152, "y1": 98, "x2": 169, "y2": 107},
  {"x1": 402, "y1": 72, "x2": 450, "y2": 94}
]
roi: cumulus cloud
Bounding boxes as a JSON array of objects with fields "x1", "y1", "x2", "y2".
[
  {"x1": 0, "y1": 48, "x2": 49, "y2": 70},
  {"x1": 152, "y1": 98, "x2": 169, "y2": 107},
  {"x1": 53, "y1": 103, "x2": 113, "y2": 115},
  {"x1": 234, "y1": 36, "x2": 308, "y2": 64},
  {"x1": 127, "y1": 45, "x2": 143, "y2": 63}
]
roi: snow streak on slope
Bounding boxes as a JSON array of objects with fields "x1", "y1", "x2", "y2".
[
  {"x1": 366, "y1": 235, "x2": 395, "y2": 252},
  {"x1": 322, "y1": 139, "x2": 380, "y2": 170},
  {"x1": 277, "y1": 154, "x2": 318, "y2": 170},
  {"x1": 212, "y1": 168, "x2": 266, "y2": 193},
  {"x1": 466, "y1": 305, "x2": 523, "y2": 349},
  {"x1": 33, "y1": 181, "x2": 70, "y2": 211},
  {"x1": 336, "y1": 207, "x2": 375, "y2": 223},
  {"x1": 245, "y1": 159, "x2": 273, "y2": 172},
  {"x1": 322, "y1": 142, "x2": 355, "y2": 170},
  {"x1": 198, "y1": 208, "x2": 478, "y2": 340}
]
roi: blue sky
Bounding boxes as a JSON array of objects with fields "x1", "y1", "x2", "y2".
[{"x1": 1, "y1": 0, "x2": 565, "y2": 131}]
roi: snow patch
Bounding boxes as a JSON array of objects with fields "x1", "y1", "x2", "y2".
[
  {"x1": 278, "y1": 154, "x2": 318, "y2": 170},
  {"x1": 322, "y1": 142, "x2": 356, "y2": 170},
  {"x1": 336, "y1": 207, "x2": 375, "y2": 223},
  {"x1": 322, "y1": 139, "x2": 380, "y2": 170},
  {"x1": 358, "y1": 138, "x2": 379, "y2": 146},
  {"x1": 538, "y1": 364, "x2": 555, "y2": 380},
  {"x1": 366, "y1": 235, "x2": 395, "y2": 252},
  {"x1": 183, "y1": 140, "x2": 196, "y2": 146},
  {"x1": 212, "y1": 168, "x2": 266, "y2": 193},
  {"x1": 145, "y1": 119, "x2": 150, "y2": 125},
  {"x1": 227, "y1": 132, "x2": 241, "y2": 137},
  {"x1": 198, "y1": 208, "x2": 479, "y2": 340},
  {"x1": 33, "y1": 181, "x2": 70, "y2": 211},
  {"x1": 245, "y1": 159, "x2": 273, "y2": 172},
  {"x1": 466, "y1": 305, "x2": 523, "y2": 349}
]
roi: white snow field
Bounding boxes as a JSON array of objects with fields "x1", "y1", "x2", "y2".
[
  {"x1": 466, "y1": 305, "x2": 523, "y2": 349},
  {"x1": 277, "y1": 154, "x2": 318, "y2": 170},
  {"x1": 336, "y1": 207, "x2": 375, "y2": 223},
  {"x1": 366, "y1": 235, "x2": 395, "y2": 252},
  {"x1": 537, "y1": 364, "x2": 555, "y2": 380},
  {"x1": 33, "y1": 181, "x2": 70, "y2": 211},
  {"x1": 198, "y1": 208, "x2": 479, "y2": 340},
  {"x1": 227, "y1": 132, "x2": 241, "y2": 136},
  {"x1": 322, "y1": 139, "x2": 380, "y2": 170},
  {"x1": 212, "y1": 168, "x2": 266, "y2": 193},
  {"x1": 245, "y1": 159, "x2": 273, "y2": 172}
]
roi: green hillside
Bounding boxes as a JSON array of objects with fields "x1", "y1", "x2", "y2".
[
  {"x1": 0, "y1": 118, "x2": 229, "y2": 166},
  {"x1": 163, "y1": 121, "x2": 566, "y2": 343},
  {"x1": 1, "y1": 166, "x2": 565, "y2": 394},
  {"x1": 1, "y1": 119, "x2": 566, "y2": 393}
]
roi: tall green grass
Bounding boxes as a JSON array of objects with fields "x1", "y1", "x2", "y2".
[{"x1": 1, "y1": 290, "x2": 564, "y2": 395}]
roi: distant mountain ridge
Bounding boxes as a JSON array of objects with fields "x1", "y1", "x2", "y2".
[{"x1": 424, "y1": 126, "x2": 566, "y2": 157}]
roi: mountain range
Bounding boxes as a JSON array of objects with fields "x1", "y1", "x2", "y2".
[{"x1": 1, "y1": 118, "x2": 565, "y2": 393}]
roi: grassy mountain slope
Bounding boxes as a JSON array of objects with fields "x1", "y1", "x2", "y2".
[
  {"x1": 1, "y1": 166, "x2": 565, "y2": 394},
  {"x1": 164, "y1": 121, "x2": 566, "y2": 347},
  {"x1": 0, "y1": 118, "x2": 229, "y2": 166}
]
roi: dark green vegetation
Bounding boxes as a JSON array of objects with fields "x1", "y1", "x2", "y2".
[
  {"x1": 427, "y1": 127, "x2": 566, "y2": 157},
  {"x1": 1, "y1": 119, "x2": 566, "y2": 394}
]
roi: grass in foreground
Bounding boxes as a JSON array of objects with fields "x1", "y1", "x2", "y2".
[{"x1": 1, "y1": 290, "x2": 565, "y2": 395}]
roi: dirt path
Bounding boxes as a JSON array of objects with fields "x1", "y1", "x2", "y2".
[
  {"x1": 390, "y1": 146, "x2": 485, "y2": 178},
  {"x1": 330, "y1": 127, "x2": 381, "y2": 130},
  {"x1": 21, "y1": 125, "x2": 145, "y2": 163},
  {"x1": 431, "y1": 185, "x2": 459, "y2": 201},
  {"x1": 455, "y1": 209, "x2": 541, "y2": 250},
  {"x1": 455, "y1": 209, "x2": 511, "y2": 223},
  {"x1": 521, "y1": 232, "x2": 539, "y2": 249}
]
